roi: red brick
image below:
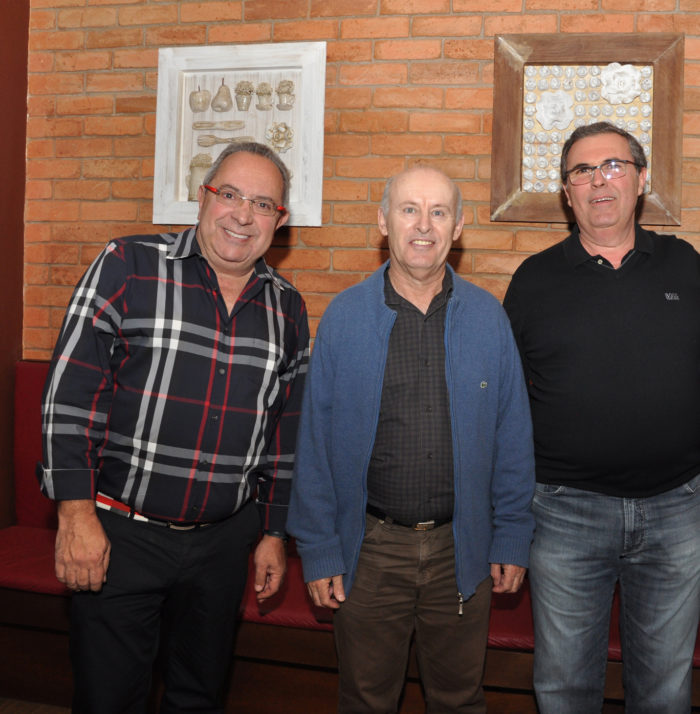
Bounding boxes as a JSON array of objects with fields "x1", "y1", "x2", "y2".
[
  {"x1": 412, "y1": 16, "x2": 482, "y2": 36},
  {"x1": 113, "y1": 49, "x2": 159, "y2": 69},
  {"x1": 295, "y1": 271, "x2": 363, "y2": 293},
  {"x1": 382, "y1": 0, "x2": 450, "y2": 11},
  {"x1": 27, "y1": 117, "x2": 83, "y2": 138},
  {"x1": 85, "y1": 28, "x2": 143, "y2": 49},
  {"x1": 266, "y1": 248, "x2": 331, "y2": 271},
  {"x1": 410, "y1": 62, "x2": 479, "y2": 86},
  {"x1": 86, "y1": 72, "x2": 145, "y2": 93},
  {"x1": 325, "y1": 134, "x2": 371, "y2": 157},
  {"x1": 514, "y1": 230, "x2": 568, "y2": 253},
  {"x1": 374, "y1": 40, "x2": 442, "y2": 60},
  {"x1": 373, "y1": 134, "x2": 443, "y2": 156},
  {"x1": 80, "y1": 202, "x2": 139, "y2": 222},
  {"x1": 118, "y1": 5, "x2": 178, "y2": 25},
  {"x1": 56, "y1": 96, "x2": 114, "y2": 116},
  {"x1": 636, "y1": 14, "x2": 675, "y2": 32},
  {"x1": 445, "y1": 88, "x2": 493, "y2": 110},
  {"x1": 111, "y1": 180, "x2": 154, "y2": 199},
  {"x1": 82, "y1": 159, "x2": 142, "y2": 179},
  {"x1": 602, "y1": 0, "x2": 673, "y2": 8},
  {"x1": 27, "y1": 140, "x2": 56, "y2": 159},
  {"x1": 24, "y1": 307, "x2": 51, "y2": 329},
  {"x1": 54, "y1": 180, "x2": 111, "y2": 200},
  {"x1": 339, "y1": 63, "x2": 408, "y2": 86},
  {"x1": 30, "y1": 30, "x2": 84, "y2": 51},
  {"x1": 84, "y1": 116, "x2": 144, "y2": 136},
  {"x1": 321, "y1": 181, "x2": 369, "y2": 202},
  {"x1": 114, "y1": 95, "x2": 157, "y2": 114},
  {"x1": 302, "y1": 225, "x2": 369, "y2": 247},
  {"x1": 325, "y1": 87, "x2": 372, "y2": 109},
  {"x1": 444, "y1": 39, "x2": 494, "y2": 60},
  {"x1": 340, "y1": 110, "x2": 409, "y2": 133},
  {"x1": 274, "y1": 20, "x2": 339, "y2": 41},
  {"x1": 27, "y1": 96, "x2": 57, "y2": 117},
  {"x1": 245, "y1": 0, "x2": 308, "y2": 19},
  {"x1": 454, "y1": 0, "x2": 521, "y2": 8},
  {"x1": 50, "y1": 265, "x2": 88, "y2": 287},
  {"x1": 300, "y1": 293, "x2": 334, "y2": 319},
  {"x1": 485, "y1": 15, "x2": 559, "y2": 34},
  {"x1": 340, "y1": 17, "x2": 410, "y2": 39},
  {"x1": 180, "y1": 2, "x2": 243, "y2": 22},
  {"x1": 559, "y1": 14, "x2": 634, "y2": 32},
  {"x1": 25, "y1": 224, "x2": 52, "y2": 244},
  {"x1": 57, "y1": 7, "x2": 117, "y2": 27},
  {"x1": 473, "y1": 253, "x2": 527, "y2": 275},
  {"x1": 29, "y1": 52, "x2": 55, "y2": 72},
  {"x1": 26, "y1": 181, "x2": 52, "y2": 200},
  {"x1": 311, "y1": 0, "x2": 376, "y2": 14},
  {"x1": 444, "y1": 135, "x2": 492, "y2": 156},
  {"x1": 55, "y1": 138, "x2": 113, "y2": 158},
  {"x1": 114, "y1": 136, "x2": 156, "y2": 157},
  {"x1": 373, "y1": 87, "x2": 443, "y2": 109},
  {"x1": 207, "y1": 24, "x2": 271, "y2": 44},
  {"x1": 28, "y1": 73, "x2": 84, "y2": 95},
  {"x1": 327, "y1": 41, "x2": 372, "y2": 63},
  {"x1": 409, "y1": 112, "x2": 480, "y2": 134},
  {"x1": 26, "y1": 244, "x2": 81, "y2": 265},
  {"x1": 29, "y1": 9, "x2": 56, "y2": 30},
  {"x1": 332, "y1": 204, "x2": 377, "y2": 225},
  {"x1": 55, "y1": 51, "x2": 112, "y2": 72},
  {"x1": 332, "y1": 249, "x2": 388, "y2": 272},
  {"x1": 335, "y1": 157, "x2": 406, "y2": 178},
  {"x1": 26, "y1": 200, "x2": 81, "y2": 222},
  {"x1": 24, "y1": 327, "x2": 61, "y2": 351}
]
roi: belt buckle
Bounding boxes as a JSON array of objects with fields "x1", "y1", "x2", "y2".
[
  {"x1": 414, "y1": 520, "x2": 435, "y2": 531},
  {"x1": 166, "y1": 522, "x2": 198, "y2": 531}
]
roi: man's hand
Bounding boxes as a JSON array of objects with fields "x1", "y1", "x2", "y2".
[
  {"x1": 307, "y1": 575, "x2": 345, "y2": 609},
  {"x1": 253, "y1": 534, "x2": 287, "y2": 602},
  {"x1": 491, "y1": 563, "x2": 526, "y2": 594},
  {"x1": 55, "y1": 500, "x2": 111, "y2": 592}
]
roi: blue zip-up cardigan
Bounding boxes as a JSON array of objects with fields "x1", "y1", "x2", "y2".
[{"x1": 287, "y1": 263, "x2": 535, "y2": 599}]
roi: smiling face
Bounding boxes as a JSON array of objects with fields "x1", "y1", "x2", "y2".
[
  {"x1": 196, "y1": 151, "x2": 288, "y2": 280},
  {"x1": 379, "y1": 167, "x2": 464, "y2": 289},
  {"x1": 563, "y1": 132, "x2": 646, "y2": 246}
]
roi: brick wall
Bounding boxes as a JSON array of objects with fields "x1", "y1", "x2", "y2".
[{"x1": 25, "y1": 0, "x2": 700, "y2": 358}]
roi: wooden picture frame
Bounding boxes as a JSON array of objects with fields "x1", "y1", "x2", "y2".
[
  {"x1": 153, "y1": 42, "x2": 326, "y2": 226},
  {"x1": 490, "y1": 33, "x2": 683, "y2": 225}
]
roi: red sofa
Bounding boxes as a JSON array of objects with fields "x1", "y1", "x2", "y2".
[{"x1": 1, "y1": 360, "x2": 698, "y2": 707}]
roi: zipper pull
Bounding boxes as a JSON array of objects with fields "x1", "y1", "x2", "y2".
[{"x1": 457, "y1": 592, "x2": 463, "y2": 616}]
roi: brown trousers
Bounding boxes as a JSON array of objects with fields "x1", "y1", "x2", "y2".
[{"x1": 334, "y1": 513, "x2": 492, "y2": 714}]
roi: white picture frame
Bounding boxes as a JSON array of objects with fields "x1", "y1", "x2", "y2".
[{"x1": 153, "y1": 42, "x2": 326, "y2": 226}]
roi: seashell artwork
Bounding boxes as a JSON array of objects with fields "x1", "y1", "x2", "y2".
[
  {"x1": 186, "y1": 153, "x2": 213, "y2": 201},
  {"x1": 211, "y1": 78, "x2": 233, "y2": 112},
  {"x1": 520, "y1": 63, "x2": 653, "y2": 194},
  {"x1": 276, "y1": 80, "x2": 295, "y2": 111},
  {"x1": 600, "y1": 63, "x2": 642, "y2": 105},
  {"x1": 197, "y1": 134, "x2": 256, "y2": 147},
  {"x1": 255, "y1": 82, "x2": 273, "y2": 111},
  {"x1": 189, "y1": 86, "x2": 211, "y2": 113},
  {"x1": 266, "y1": 122, "x2": 294, "y2": 153},
  {"x1": 235, "y1": 81, "x2": 254, "y2": 111},
  {"x1": 192, "y1": 120, "x2": 245, "y2": 131}
]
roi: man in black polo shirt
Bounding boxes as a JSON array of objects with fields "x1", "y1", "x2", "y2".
[{"x1": 504, "y1": 121, "x2": 700, "y2": 714}]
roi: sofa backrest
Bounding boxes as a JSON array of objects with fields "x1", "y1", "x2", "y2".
[{"x1": 14, "y1": 360, "x2": 56, "y2": 528}]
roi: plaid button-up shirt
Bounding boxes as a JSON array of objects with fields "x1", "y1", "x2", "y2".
[{"x1": 38, "y1": 227, "x2": 309, "y2": 532}]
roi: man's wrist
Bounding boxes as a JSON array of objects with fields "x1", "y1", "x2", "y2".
[{"x1": 264, "y1": 529, "x2": 289, "y2": 542}]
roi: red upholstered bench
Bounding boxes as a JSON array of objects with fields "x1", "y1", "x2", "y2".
[{"x1": 1, "y1": 360, "x2": 698, "y2": 708}]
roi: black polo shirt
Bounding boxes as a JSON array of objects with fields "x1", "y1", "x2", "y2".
[
  {"x1": 366, "y1": 270, "x2": 454, "y2": 523},
  {"x1": 504, "y1": 225, "x2": 700, "y2": 497}
]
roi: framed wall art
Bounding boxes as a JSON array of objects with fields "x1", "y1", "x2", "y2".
[
  {"x1": 490, "y1": 33, "x2": 683, "y2": 225},
  {"x1": 153, "y1": 41, "x2": 326, "y2": 226}
]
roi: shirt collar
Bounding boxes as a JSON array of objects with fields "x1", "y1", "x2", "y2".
[
  {"x1": 563, "y1": 223, "x2": 654, "y2": 267},
  {"x1": 383, "y1": 265, "x2": 454, "y2": 309}
]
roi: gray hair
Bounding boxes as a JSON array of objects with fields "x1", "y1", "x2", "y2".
[
  {"x1": 380, "y1": 166, "x2": 463, "y2": 223},
  {"x1": 202, "y1": 141, "x2": 291, "y2": 206},
  {"x1": 560, "y1": 121, "x2": 647, "y2": 183}
]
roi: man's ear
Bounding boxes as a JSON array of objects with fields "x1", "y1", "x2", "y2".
[{"x1": 378, "y1": 208, "x2": 388, "y2": 237}]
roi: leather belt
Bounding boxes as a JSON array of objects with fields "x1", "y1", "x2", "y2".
[
  {"x1": 366, "y1": 503, "x2": 451, "y2": 531},
  {"x1": 95, "y1": 492, "x2": 213, "y2": 531}
]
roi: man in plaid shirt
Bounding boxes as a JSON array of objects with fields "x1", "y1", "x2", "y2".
[{"x1": 38, "y1": 142, "x2": 309, "y2": 713}]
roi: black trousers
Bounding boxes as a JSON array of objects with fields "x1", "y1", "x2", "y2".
[{"x1": 70, "y1": 501, "x2": 260, "y2": 714}]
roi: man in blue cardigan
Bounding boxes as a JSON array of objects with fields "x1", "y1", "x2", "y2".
[{"x1": 288, "y1": 165, "x2": 535, "y2": 713}]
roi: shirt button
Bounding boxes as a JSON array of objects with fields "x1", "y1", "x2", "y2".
[{"x1": 218, "y1": 367, "x2": 226, "y2": 375}]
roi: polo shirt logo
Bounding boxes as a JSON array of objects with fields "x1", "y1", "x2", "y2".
[{"x1": 665, "y1": 292, "x2": 680, "y2": 301}]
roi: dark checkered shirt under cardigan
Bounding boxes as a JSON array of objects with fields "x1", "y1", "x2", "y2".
[
  {"x1": 366, "y1": 270, "x2": 454, "y2": 525},
  {"x1": 38, "y1": 227, "x2": 309, "y2": 533}
]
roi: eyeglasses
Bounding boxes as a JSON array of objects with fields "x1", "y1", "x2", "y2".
[
  {"x1": 203, "y1": 184, "x2": 286, "y2": 217},
  {"x1": 565, "y1": 159, "x2": 641, "y2": 186}
]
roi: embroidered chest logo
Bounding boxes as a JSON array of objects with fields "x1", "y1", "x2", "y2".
[{"x1": 664, "y1": 292, "x2": 680, "y2": 301}]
